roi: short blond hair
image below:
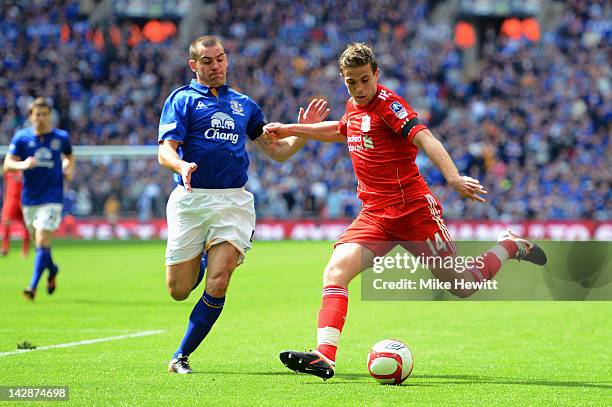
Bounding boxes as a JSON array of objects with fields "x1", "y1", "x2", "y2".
[
  {"x1": 339, "y1": 43, "x2": 378, "y2": 73},
  {"x1": 189, "y1": 35, "x2": 224, "y2": 60}
]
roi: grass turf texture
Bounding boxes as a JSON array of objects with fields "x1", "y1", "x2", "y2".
[{"x1": 0, "y1": 240, "x2": 610, "y2": 406}]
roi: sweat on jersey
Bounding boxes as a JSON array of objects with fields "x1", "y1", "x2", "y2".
[
  {"x1": 158, "y1": 79, "x2": 266, "y2": 189},
  {"x1": 8, "y1": 128, "x2": 72, "y2": 206},
  {"x1": 338, "y1": 84, "x2": 431, "y2": 211}
]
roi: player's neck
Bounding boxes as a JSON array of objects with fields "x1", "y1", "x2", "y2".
[
  {"x1": 34, "y1": 126, "x2": 52, "y2": 135},
  {"x1": 353, "y1": 84, "x2": 381, "y2": 108},
  {"x1": 354, "y1": 96, "x2": 374, "y2": 106},
  {"x1": 196, "y1": 79, "x2": 225, "y2": 90},
  {"x1": 353, "y1": 95, "x2": 375, "y2": 108}
]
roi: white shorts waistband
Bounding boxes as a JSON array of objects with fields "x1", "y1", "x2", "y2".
[{"x1": 175, "y1": 186, "x2": 247, "y2": 194}]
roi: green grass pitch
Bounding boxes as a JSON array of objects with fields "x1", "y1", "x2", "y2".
[{"x1": 0, "y1": 240, "x2": 610, "y2": 406}]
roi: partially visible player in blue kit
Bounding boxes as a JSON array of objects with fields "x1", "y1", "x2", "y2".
[
  {"x1": 3, "y1": 97, "x2": 75, "y2": 300},
  {"x1": 158, "y1": 35, "x2": 329, "y2": 374}
]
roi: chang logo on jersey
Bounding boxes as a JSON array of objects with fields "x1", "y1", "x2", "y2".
[
  {"x1": 210, "y1": 112, "x2": 235, "y2": 129},
  {"x1": 34, "y1": 147, "x2": 54, "y2": 168},
  {"x1": 204, "y1": 112, "x2": 240, "y2": 144}
]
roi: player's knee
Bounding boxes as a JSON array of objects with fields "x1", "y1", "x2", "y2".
[
  {"x1": 205, "y1": 274, "x2": 229, "y2": 297},
  {"x1": 167, "y1": 280, "x2": 190, "y2": 301},
  {"x1": 449, "y1": 287, "x2": 473, "y2": 299},
  {"x1": 168, "y1": 287, "x2": 190, "y2": 301},
  {"x1": 323, "y1": 264, "x2": 350, "y2": 287},
  {"x1": 215, "y1": 254, "x2": 238, "y2": 274}
]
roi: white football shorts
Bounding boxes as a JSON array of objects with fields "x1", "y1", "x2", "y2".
[
  {"x1": 22, "y1": 203, "x2": 63, "y2": 232},
  {"x1": 165, "y1": 186, "x2": 256, "y2": 266}
]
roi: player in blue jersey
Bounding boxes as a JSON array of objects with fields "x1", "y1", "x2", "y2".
[
  {"x1": 158, "y1": 35, "x2": 329, "y2": 374},
  {"x1": 3, "y1": 97, "x2": 75, "y2": 300}
]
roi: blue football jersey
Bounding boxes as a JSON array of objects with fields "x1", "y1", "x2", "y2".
[
  {"x1": 8, "y1": 128, "x2": 72, "y2": 205},
  {"x1": 158, "y1": 79, "x2": 265, "y2": 189}
]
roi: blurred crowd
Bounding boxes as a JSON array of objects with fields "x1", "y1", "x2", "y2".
[{"x1": 0, "y1": 0, "x2": 610, "y2": 221}]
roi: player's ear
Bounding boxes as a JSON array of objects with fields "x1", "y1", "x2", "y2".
[
  {"x1": 188, "y1": 59, "x2": 197, "y2": 72},
  {"x1": 373, "y1": 68, "x2": 380, "y2": 82}
]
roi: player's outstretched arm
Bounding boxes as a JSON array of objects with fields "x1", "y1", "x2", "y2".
[
  {"x1": 413, "y1": 129, "x2": 488, "y2": 203},
  {"x1": 158, "y1": 140, "x2": 198, "y2": 192},
  {"x1": 264, "y1": 121, "x2": 344, "y2": 143},
  {"x1": 2, "y1": 154, "x2": 37, "y2": 172},
  {"x1": 254, "y1": 98, "x2": 333, "y2": 162}
]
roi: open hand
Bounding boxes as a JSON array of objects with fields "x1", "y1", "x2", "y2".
[
  {"x1": 299, "y1": 98, "x2": 330, "y2": 124},
  {"x1": 180, "y1": 161, "x2": 198, "y2": 192},
  {"x1": 448, "y1": 175, "x2": 488, "y2": 203}
]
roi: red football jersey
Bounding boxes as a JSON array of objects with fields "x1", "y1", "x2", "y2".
[
  {"x1": 338, "y1": 84, "x2": 431, "y2": 211},
  {"x1": 2, "y1": 171, "x2": 23, "y2": 204}
]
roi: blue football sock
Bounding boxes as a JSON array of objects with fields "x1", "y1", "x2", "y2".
[
  {"x1": 173, "y1": 290, "x2": 224, "y2": 358},
  {"x1": 191, "y1": 253, "x2": 207, "y2": 291},
  {"x1": 47, "y1": 247, "x2": 58, "y2": 276},
  {"x1": 28, "y1": 247, "x2": 49, "y2": 290}
]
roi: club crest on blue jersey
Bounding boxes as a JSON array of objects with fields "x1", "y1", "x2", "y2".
[
  {"x1": 390, "y1": 101, "x2": 408, "y2": 119},
  {"x1": 230, "y1": 100, "x2": 244, "y2": 116},
  {"x1": 50, "y1": 139, "x2": 61, "y2": 151}
]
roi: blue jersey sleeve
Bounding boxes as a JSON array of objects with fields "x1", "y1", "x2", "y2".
[
  {"x1": 62, "y1": 133, "x2": 73, "y2": 155},
  {"x1": 159, "y1": 92, "x2": 189, "y2": 143},
  {"x1": 246, "y1": 99, "x2": 266, "y2": 141},
  {"x1": 7, "y1": 135, "x2": 23, "y2": 158}
]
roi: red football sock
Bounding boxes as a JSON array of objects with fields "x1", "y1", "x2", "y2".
[
  {"x1": 1, "y1": 224, "x2": 9, "y2": 253},
  {"x1": 468, "y1": 251, "x2": 502, "y2": 282},
  {"x1": 21, "y1": 222, "x2": 30, "y2": 255},
  {"x1": 468, "y1": 241, "x2": 519, "y2": 282},
  {"x1": 499, "y1": 240, "x2": 519, "y2": 258},
  {"x1": 316, "y1": 285, "x2": 348, "y2": 362}
]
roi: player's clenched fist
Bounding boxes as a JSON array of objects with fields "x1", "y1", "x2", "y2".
[
  {"x1": 22, "y1": 156, "x2": 38, "y2": 170},
  {"x1": 263, "y1": 123, "x2": 290, "y2": 140}
]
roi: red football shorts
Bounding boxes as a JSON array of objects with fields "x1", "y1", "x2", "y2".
[
  {"x1": 336, "y1": 194, "x2": 456, "y2": 258},
  {"x1": 1, "y1": 201, "x2": 23, "y2": 222}
]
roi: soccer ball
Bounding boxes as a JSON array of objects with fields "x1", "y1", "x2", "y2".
[{"x1": 367, "y1": 339, "x2": 414, "y2": 385}]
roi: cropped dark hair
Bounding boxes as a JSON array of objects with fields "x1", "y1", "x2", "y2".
[{"x1": 189, "y1": 35, "x2": 224, "y2": 60}]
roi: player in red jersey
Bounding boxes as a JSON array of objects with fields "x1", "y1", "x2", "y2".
[
  {"x1": 1, "y1": 170, "x2": 30, "y2": 257},
  {"x1": 265, "y1": 43, "x2": 547, "y2": 380}
]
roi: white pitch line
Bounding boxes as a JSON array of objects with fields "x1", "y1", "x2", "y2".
[{"x1": 0, "y1": 330, "x2": 165, "y2": 357}]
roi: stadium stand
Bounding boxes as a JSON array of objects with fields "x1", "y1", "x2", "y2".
[{"x1": 0, "y1": 0, "x2": 609, "y2": 221}]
